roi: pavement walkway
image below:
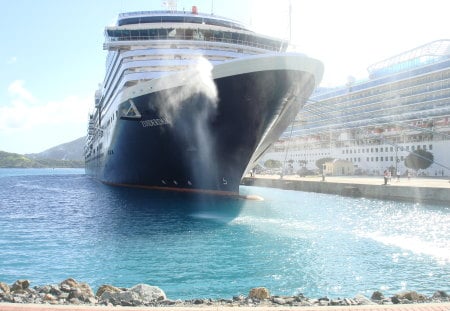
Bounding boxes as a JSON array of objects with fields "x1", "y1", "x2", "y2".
[{"x1": 252, "y1": 175, "x2": 450, "y2": 189}]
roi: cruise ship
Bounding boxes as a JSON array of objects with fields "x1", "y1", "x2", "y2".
[
  {"x1": 261, "y1": 39, "x2": 450, "y2": 177},
  {"x1": 84, "y1": 7, "x2": 324, "y2": 195}
]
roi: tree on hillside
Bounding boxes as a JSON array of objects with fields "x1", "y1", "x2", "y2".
[
  {"x1": 298, "y1": 160, "x2": 307, "y2": 167},
  {"x1": 404, "y1": 149, "x2": 434, "y2": 171},
  {"x1": 264, "y1": 159, "x2": 282, "y2": 169},
  {"x1": 0, "y1": 151, "x2": 39, "y2": 168},
  {"x1": 316, "y1": 157, "x2": 334, "y2": 172}
]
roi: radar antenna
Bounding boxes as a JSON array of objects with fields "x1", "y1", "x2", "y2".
[{"x1": 162, "y1": 0, "x2": 177, "y2": 12}]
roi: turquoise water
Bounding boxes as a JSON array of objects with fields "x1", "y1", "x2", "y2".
[{"x1": 0, "y1": 168, "x2": 449, "y2": 299}]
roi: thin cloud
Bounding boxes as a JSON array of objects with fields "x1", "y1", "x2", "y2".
[
  {"x1": 6, "y1": 56, "x2": 17, "y2": 64},
  {"x1": 1, "y1": 80, "x2": 90, "y2": 131},
  {"x1": 8, "y1": 80, "x2": 36, "y2": 104}
]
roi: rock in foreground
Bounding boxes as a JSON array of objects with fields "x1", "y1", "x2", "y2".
[{"x1": 0, "y1": 279, "x2": 449, "y2": 307}]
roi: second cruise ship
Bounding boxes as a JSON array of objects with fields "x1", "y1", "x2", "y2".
[{"x1": 262, "y1": 39, "x2": 450, "y2": 177}]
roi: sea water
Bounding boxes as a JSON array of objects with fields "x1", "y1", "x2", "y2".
[{"x1": 0, "y1": 168, "x2": 448, "y2": 299}]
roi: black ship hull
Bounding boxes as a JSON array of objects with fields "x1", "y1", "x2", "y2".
[{"x1": 86, "y1": 65, "x2": 316, "y2": 195}]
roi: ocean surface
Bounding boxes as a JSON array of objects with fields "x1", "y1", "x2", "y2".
[{"x1": 0, "y1": 168, "x2": 449, "y2": 299}]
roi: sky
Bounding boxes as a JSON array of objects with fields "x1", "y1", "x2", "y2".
[{"x1": 1, "y1": 0, "x2": 449, "y2": 154}]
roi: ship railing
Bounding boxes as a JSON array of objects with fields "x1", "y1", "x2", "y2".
[
  {"x1": 290, "y1": 108, "x2": 450, "y2": 139},
  {"x1": 104, "y1": 35, "x2": 282, "y2": 52},
  {"x1": 313, "y1": 59, "x2": 450, "y2": 101},
  {"x1": 117, "y1": 11, "x2": 245, "y2": 27},
  {"x1": 311, "y1": 84, "x2": 450, "y2": 117}
]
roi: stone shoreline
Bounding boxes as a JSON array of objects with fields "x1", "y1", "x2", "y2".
[{"x1": 0, "y1": 279, "x2": 449, "y2": 308}]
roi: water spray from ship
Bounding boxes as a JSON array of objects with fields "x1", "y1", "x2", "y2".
[{"x1": 154, "y1": 57, "x2": 221, "y2": 191}]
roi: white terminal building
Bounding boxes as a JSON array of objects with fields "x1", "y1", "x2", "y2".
[{"x1": 261, "y1": 39, "x2": 450, "y2": 177}]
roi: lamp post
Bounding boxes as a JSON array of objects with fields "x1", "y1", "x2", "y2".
[{"x1": 395, "y1": 146, "x2": 399, "y2": 175}]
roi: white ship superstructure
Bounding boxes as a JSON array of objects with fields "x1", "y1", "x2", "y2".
[{"x1": 262, "y1": 40, "x2": 450, "y2": 177}]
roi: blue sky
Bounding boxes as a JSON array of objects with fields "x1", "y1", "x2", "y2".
[{"x1": 1, "y1": 0, "x2": 449, "y2": 154}]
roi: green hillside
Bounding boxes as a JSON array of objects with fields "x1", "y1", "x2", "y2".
[
  {"x1": 27, "y1": 137, "x2": 85, "y2": 161},
  {"x1": 0, "y1": 151, "x2": 84, "y2": 168}
]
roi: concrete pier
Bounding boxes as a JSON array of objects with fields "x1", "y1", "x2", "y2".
[{"x1": 241, "y1": 175, "x2": 450, "y2": 205}]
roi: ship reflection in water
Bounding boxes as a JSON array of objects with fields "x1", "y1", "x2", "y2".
[{"x1": 101, "y1": 184, "x2": 249, "y2": 228}]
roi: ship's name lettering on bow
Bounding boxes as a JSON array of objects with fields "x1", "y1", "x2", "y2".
[{"x1": 140, "y1": 118, "x2": 169, "y2": 127}]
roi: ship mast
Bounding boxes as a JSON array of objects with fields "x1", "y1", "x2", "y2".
[{"x1": 289, "y1": 0, "x2": 292, "y2": 43}]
